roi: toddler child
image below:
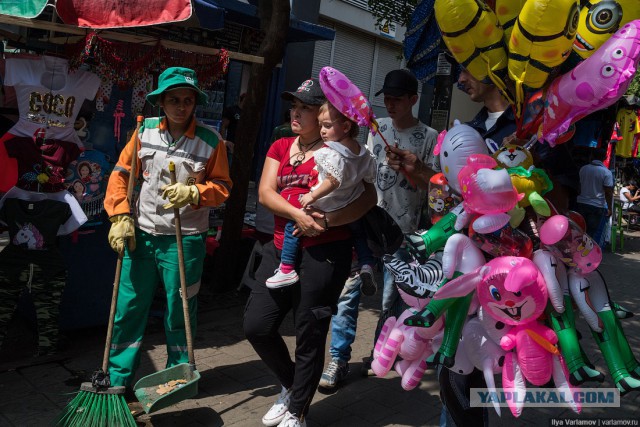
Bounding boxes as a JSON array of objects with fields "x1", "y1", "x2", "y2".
[{"x1": 266, "y1": 102, "x2": 378, "y2": 295}]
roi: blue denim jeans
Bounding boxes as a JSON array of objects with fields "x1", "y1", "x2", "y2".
[
  {"x1": 349, "y1": 219, "x2": 375, "y2": 268},
  {"x1": 575, "y1": 202, "x2": 607, "y2": 247},
  {"x1": 328, "y1": 273, "x2": 362, "y2": 362},
  {"x1": 281, "y1": 221, "x2": 300, "y2": 265},
  {"x1": 328, "y1": 245, "x2": 411, "y2": 363}
]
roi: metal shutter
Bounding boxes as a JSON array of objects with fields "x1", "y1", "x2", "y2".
[
  {"x1": 312, "y1": 21, "x2": 334, "y2": 79},
  {"x1": 371, "y1": 39, "x2": 403, "y2": 108},
  {"x1": 332, "y1": 24, "x2": 375, "y2": 105},
  {"x1": 316, "y1": 20, "x2": 376, "y2": 142}
]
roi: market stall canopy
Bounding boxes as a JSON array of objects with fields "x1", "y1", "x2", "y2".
[
  {"x1": 0, "y1": 0, "x2": 192, "y2": 27},
  {"x1": 0, "y1": 0, "x2": 334, "y2": 42},
  {"x1": 199, "y1": 0, "x2": 335, "y2": 42}
]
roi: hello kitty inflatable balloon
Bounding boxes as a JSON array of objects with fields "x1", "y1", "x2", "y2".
[{"x1": 433, "y1": 120, "x2": 489, "y2": 195}]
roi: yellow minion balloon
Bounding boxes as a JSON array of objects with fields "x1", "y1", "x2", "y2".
[
  {"x1": 508, "y1": 0, "x2": 579, "y2": 115},
  {"x1": 435, "y1": 0, "x2": 508, "y2": 87},
  {"x1": 495, "y1": 0, "x2": 527, "y2": 41},
  {"x1": 573, "y1": 0, "x2": 640, "y2": 59}
]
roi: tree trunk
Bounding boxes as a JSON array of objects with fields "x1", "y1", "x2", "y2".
[{"x1": 212, "y1": 0, "x2": 290, "y2": 291}]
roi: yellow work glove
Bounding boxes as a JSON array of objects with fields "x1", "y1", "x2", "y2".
[
  {"x1": 108, "y1": 214, "x2": 136, "y2": 253},
  {"x1": 161, "y1": 182, "x2": 200, "y2": 209}
]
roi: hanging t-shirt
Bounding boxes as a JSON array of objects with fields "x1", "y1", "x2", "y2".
[
  {"x1": 4, "y1": 55, "x2": 100, "y2": 147},
  {"x1": 573, "y1": 114, "x2": 604, "y2": 148},
  {"x1": 4, "y1": 136, "x2": 81, "y2": 193},
  {"x1": 0, "y1": 198, "x2": 71, "y2": 266},
  {"x1": 65, "y1": 148, "x2": 111, "y2": 221},
  {"x1": 0, "y1": 186, "x2": 87, "y2": 235},
  {"x1": 615, "y1": 108, "x2": 640, "y2": 158},
  {"x1": 367, "y1": 117, "x2": 439, "y2": 234}
]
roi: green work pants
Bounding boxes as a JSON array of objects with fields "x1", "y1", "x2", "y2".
[{"x1": 108, "y1": 229, "x2": 205, "y2": 387}]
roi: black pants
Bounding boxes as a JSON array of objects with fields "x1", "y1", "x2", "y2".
[
  {"x1": 627, "y1": 204, "x2": 640, "y2": 214},
  {"x1": 243, "y1": 239, "x2": 351, "y2": 417},
  {"x1": 0, "y1": 246, "x2": 67, "y2": 353},
  {"x1": 438, "y1": 367, "x2": 488, "y2": 427}
]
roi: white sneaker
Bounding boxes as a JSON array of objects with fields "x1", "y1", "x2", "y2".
[
  {"x1": 277, "y1": 411, "x2": 307, "y2": 427},
  {"x1": 266, "y1": 269, "x2": 299, "y2": 289},
  {"x1": 262, "y1": 386, "x2": 292, "y2": 426}
]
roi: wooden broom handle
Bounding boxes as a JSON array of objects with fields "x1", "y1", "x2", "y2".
[
  {"x1": 102, "y1": 115, "x2": 144, "y2": 374},
  {"x1": 169, "y1": 161, "x2": 196, "y2": 368}
]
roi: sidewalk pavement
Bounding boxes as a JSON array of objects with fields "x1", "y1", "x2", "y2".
[{"x1": 1, "y1": 232, "x2": 640, "y2": 426}]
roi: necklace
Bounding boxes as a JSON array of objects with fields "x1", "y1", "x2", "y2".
[{"x1": 292, "y1": 137, "x2": 322, "y2": 167}]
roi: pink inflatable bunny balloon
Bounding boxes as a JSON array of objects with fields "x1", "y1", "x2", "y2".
[{"x1": 433, "y1": 256, "x2": 580, "y2": 417}]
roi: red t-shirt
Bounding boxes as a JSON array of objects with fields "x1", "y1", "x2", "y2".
[
  {"x1": 4, "y1": 136, "x2": 81, "y2": 192},
  {"x1": 267, "y1": 137, "x2": 349, "y2": 250}
]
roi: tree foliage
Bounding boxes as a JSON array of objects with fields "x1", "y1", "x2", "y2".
[
  {"x1": 367, "y1": 0, "x2": 417, "y2": 27},
  {"x1": 626, "y1": 69, "x2": 640, "y2": 98}
]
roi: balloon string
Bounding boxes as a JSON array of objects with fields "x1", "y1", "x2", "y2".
[{"x1": 523, "y1": 135, "x2": 538, "y2": 150}]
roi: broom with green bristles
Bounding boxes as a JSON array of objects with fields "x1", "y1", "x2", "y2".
[{"x1": 55, "y1": 116, "x2": 144, "y2": 427}]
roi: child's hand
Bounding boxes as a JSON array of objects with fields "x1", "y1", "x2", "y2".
[{"x1": 300, "y1": 192, "x2": 314, "y2": 208}]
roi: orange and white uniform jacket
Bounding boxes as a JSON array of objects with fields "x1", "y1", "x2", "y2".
[{"x1": 105, "y1": 116, "x2": 232, "y2": 235}]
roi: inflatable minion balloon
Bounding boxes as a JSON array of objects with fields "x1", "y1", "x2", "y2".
[
  {"x1": 508, "y1": 0, "x2": 580, "y2": 114},
  {"x1": 495, "y1": 0, "x2": 527, "y2": 42},
  {"x1": 573, "y1": 0, "x2": 640, "y2": 59},
  {"x1": 435, "y1": 0, "x2": 508, "y2": 86}
]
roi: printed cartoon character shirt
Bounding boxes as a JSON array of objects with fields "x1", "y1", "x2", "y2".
[
  {"x1": 367, "y1": 117, "x2": 439, "y2": 234},
  {"x1": 0, "y1": 198, "x2": 71, "y2": 266},
  {"x1": 65, "y1": 149, "x2": 111, "y2": 219},
  {"x1": 4, "y1": 56, "x2": 100, "y2": 147}
]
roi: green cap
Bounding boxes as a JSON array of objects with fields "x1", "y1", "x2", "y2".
[{"x1": 146, "y1": 67, "x2": 208, "y2": 106}]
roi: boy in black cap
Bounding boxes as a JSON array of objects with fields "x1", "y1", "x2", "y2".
[
  {"x1": 319, "y1": 69, "x2": 440, "y2": 389},
  {"x1": 374, "y1": 69, "x2": 419, "y2": 97}
]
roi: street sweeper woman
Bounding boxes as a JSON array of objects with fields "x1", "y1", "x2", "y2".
[{"x1": 104, "y1": 66, "x2": 232, "y2": 389}]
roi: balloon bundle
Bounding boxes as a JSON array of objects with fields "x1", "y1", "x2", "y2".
[
  {"x1": 378, "y1": 120, "x2": 640, "y2": 418},
  {"x1": 434, "y1": 0, "x2": 640, "y2": 146}
]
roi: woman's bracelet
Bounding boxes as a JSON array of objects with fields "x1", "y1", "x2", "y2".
[{"x1": 323, "y1": 214, "x2": 329, "y2": 231}]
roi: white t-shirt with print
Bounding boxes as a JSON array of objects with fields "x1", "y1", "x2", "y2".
[
  {"x1": 4, "y1": 56, "x2": 100, "y2": 147},
  {"x1": 620, "y1": 187, "x2": 633, "y2": 210},
  {"x1": 367, "y1": 117, "x2": 439, "y2": 233},
  {"x1": 310, "y1": 140, "x2": 377, "y2": 212}
]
